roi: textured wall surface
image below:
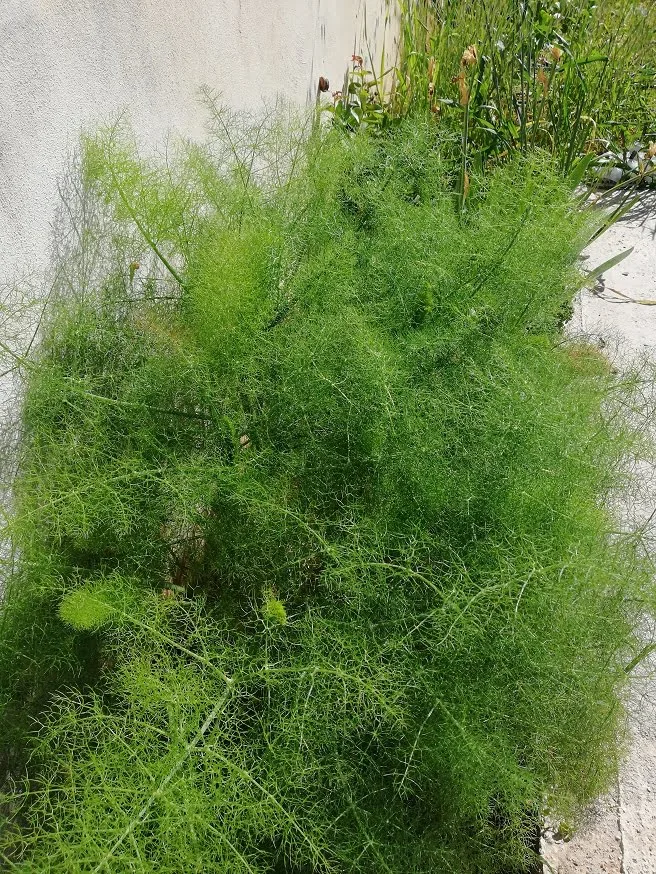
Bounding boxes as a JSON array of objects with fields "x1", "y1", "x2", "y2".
[{"x1": 0, "y1": 0, "x2": 395, "y2": 285}]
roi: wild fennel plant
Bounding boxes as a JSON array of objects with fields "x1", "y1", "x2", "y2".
[{"x1": 0, "y1": 110, "x2": 654, "y2": 873}]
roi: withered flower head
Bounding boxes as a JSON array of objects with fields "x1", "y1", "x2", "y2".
[
  {"x1": 550, "y1": 44, "x2": 563, "y2": 62},
  {"x1": 453, "y1": 72, "x2": 469, "y2": 105},
  {"x1": 461, "y1": 45, "x2": 478, "y2": 67}
]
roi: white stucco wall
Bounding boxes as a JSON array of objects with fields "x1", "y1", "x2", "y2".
[{"x1": 0, "y1": 0, "x2": 396, "y2": 286}]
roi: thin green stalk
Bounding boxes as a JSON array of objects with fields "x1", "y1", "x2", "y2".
[
  {"x1": 91, "y1": 685, "x2": 235, "y2": 874},
  {"x1": 458, "y1": 97, "x2": 470, "y2": 214},
  {"x1": 106, "y1": 162, "x2": 187, "y2": 290}
]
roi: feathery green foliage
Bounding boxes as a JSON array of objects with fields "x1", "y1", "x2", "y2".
[{"x1": 0, "y1": 107, "x2": 653, "y2": 872}]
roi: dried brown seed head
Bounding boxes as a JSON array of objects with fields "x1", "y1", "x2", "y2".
[
  {"x1": 550, "y1": 44, "x2": 563, "y2": 62},
  {"x1": 454, "y1": 72, "x2": 469, "y2": 105},
  {"x1": 461, "y1": 45, "x2": 478, "y2": 67}
]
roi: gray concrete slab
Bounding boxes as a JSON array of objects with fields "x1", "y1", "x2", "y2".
[{"x1": 542, "y1": 791, "x2": 623, "y2": 873}]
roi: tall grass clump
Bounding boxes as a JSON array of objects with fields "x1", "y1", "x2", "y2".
[
  {"x1": 396, "y1": 0, "x2": 656, "y2": 175},
  {"x1": 0, "y1": 105, "x2": 654, "y2": 872}
]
